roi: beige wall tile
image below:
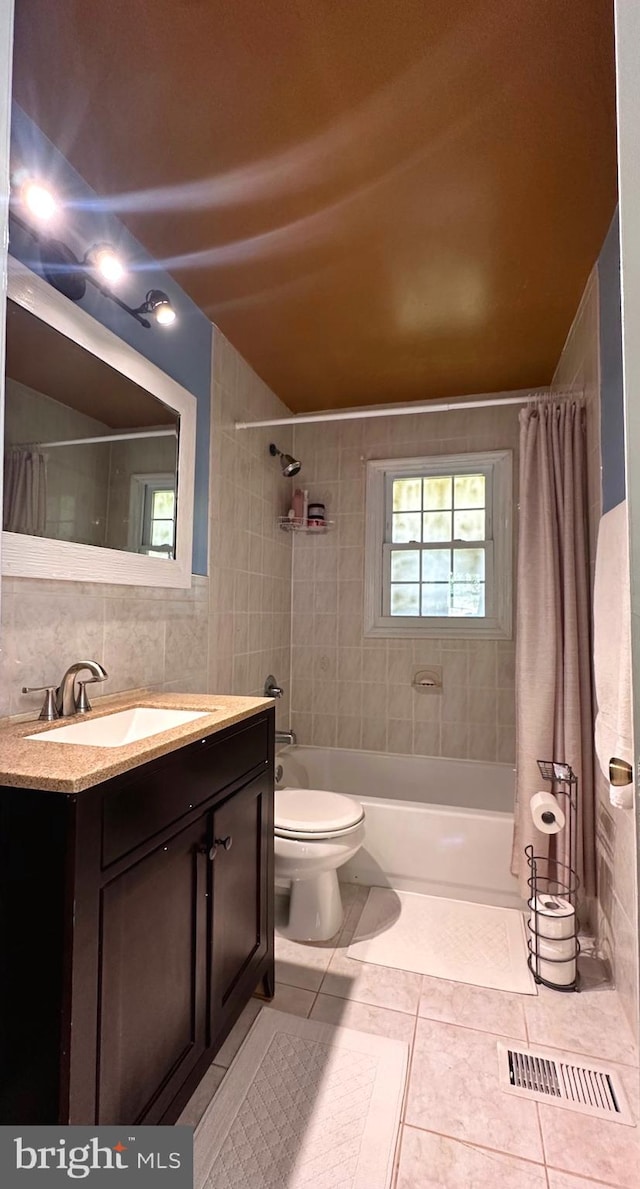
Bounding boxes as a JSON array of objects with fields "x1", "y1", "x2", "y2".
[
  {"x1": 553, "y1": 265, "x2": 638, "y2": 1043},
  {"x1": 337, "y1": 681, "x2": 363, "y2": 717},
  {"x1": 442, "y1": 722, "x2": 468, "y2": 758},
  {"x1": 388, "y1": 718, "x2": 413, "y2": 754},
  {"x1": 497, "y1": 724, "x2": 516, "y2": 764},
  {"x1": 412, "y1": 721, "x2": 441, "y2": 757},
  {"x1": 362, "y1": 717, "x2": 387, "y2": 751},
  {"x1": 289, "y1": 401, "x2": 519, "y2": 764},
  {"x1": 468, "y1": 642, "x2": 497, "y2": 687},
  {"x1": 339, "y1": 647, "x2": 363, "y2": 682},
  {"x1": 497, "y1": 687, "x2": 516, "y2": 726},
  {"x1": 468, "y1": 724, "x2": 498, "y2": 761},
  {"x1": 312, "y1": 713, "x2": 337, "y2": 747},
  {"x1": 467, "y1": 687, "x2": 497, "y2": 725},
  {"x1": 337, "y1": 716, "x2": 362, "y2": 749}
]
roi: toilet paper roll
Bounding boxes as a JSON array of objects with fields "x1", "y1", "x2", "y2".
[
  {"x1": 530, "y1": 790, "x2": 566, "y2": 835},
  {"x1": 533, "y1": 934, "x2": 576, "y2": 963},
  {"x1": 531, "y1": 948, "x2": 577, "y2": 987},
  {"x1": 528, "y1": 894, "x2": 575, "y2": 940}
]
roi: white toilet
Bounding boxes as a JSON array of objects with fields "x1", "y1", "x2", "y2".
[{"x1": 274, "y1": 787, "x2": 365, "y2": 941}]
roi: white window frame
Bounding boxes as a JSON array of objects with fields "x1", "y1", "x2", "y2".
[
  {"x1": 364, "y1": 450, "x2": 513, "y2": 639},
  {"x1": 128, "y1": 473, "x2": 176, "y2": 557}
]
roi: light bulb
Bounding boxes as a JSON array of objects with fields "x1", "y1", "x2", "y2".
[
  {"x1": 91, "y1": 244, "x2": 124, "y2": 285},
  {"x1": 155, "y1": 302, "x2": 176, "y2": 326},
  {"x1": 140, "y1": 289, "x2": 177, "y2": 327},
  {"x1": 21, "y1": 179, "x2": 57, "y2": 223}
]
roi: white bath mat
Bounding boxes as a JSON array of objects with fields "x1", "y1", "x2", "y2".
[
  {"x1": 194, "y1": 1008, "x2": 408, "y2": 1189},
  {"x1": 347, "y1": 887, "x2": 536, "y2": 995}
]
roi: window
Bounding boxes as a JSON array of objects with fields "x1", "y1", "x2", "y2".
[
  {"x1": 364, "y1": 451, "x2": 512, "y2": 638},
  {"x1": 128, "y1": 473, "x2": 176, "y2": 558}
]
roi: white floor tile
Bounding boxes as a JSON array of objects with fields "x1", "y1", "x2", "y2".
[
  {"x1": 310, "y1": 993, "x2": 416, "y2": 1043},
  {"x1": 274, "y1": 933, "x2": 336, "y2": 991},
  {"x1": 546, "y1": 1171, "x2": 621, "y2": 1189},
  {"x1": 405, "y1": 1017, "x2": 544, "y2": 1162},
  {"x1": 524, "y1": 983, "x2": 638, "y2": 1068},
  {"x1": 538, "y1": 1058, "x2": 640, "y2": 1188},
  {"x1": 321, "y1": 946, "x2": 423, "y2": 1013},
  {"x1": 396, "y1": 1126, "x2": 547, "y2": 1189},
  {"x1": 268, "y1": 983, "x2": 316, "y2": 1017},
  {"x1": 418, "y1": 974, "x2": 528, "y2": 1039}
]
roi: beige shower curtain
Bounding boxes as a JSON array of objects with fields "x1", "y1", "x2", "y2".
[
  {"x1": 3, "y1": 447, "x2": 48, "y2": 535},
  {"x1": 512, "y1": 401, "x2": 594, "y2": 900}
]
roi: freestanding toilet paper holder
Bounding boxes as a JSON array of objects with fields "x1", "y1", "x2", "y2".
[{"x1": 525, "y1": 759, "x2": 580, "y2": 992}]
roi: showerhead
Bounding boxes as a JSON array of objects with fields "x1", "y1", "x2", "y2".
[{"x1": 269, "y1": 442, "x2": 301, "y2": 477}]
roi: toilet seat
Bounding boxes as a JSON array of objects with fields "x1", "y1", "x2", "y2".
[{"x1": 275, "y1": 787, "x2": 364, "y2": 840}]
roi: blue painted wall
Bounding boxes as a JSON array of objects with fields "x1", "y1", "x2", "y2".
[
  {"x1": 9, "y1": 104, "x2": 212, "y2": 574},
  {"x1": 597, "y1": 208, "x2": 625, "y2": 512}
]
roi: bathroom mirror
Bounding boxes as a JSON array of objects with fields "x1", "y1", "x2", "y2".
[{"x1": 1, "y1": 257, "x2": 196, "y2": 587}]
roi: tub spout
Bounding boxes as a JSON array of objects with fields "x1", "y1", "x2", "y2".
[{"x1": 275, "y1": 729, "x2": 297, "y2": 746}]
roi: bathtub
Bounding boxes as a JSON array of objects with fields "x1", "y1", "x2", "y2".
[{"x1": 276, "y1": 746, "x2": 523, "y2": 911}]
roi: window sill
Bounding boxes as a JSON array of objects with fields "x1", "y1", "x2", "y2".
[{"x1": 364, "y1": 618, "x2": 512, "y2": 641}]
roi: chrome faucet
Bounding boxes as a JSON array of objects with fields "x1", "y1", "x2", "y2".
[{"x1": 56, "y1": 660, "x2": 108, "y2": 716}]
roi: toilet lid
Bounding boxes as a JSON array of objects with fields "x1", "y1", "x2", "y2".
[{"x1": 275, "y1": 788, "x2": 364, "y2": 835}]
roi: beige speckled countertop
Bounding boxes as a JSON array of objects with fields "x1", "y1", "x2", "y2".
[{"x1": 0, "y1": 691, "x2": 274, "y2": 794}]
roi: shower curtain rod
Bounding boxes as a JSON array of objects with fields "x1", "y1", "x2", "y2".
[
  {"x1": 234, "y1": 388, "x2": 563, "y2": 429},
  {"x1": 19, "y1": 428, "x2": 178, "y2": 450}
]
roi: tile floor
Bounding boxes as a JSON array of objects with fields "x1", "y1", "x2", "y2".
[{"x1": 179, "y1": 884, "x2": 639, "y2": 1188}]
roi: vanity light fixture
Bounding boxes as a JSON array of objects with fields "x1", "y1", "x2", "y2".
[
  {"x1": 19, "y1": 178, "x2": 58, "y2": 223},
  {"x1": 10, "y1": 175, "x2": 177, "y2": 330},
  {"x1": 138, "y1": 289, "x2": 177, "y2": 326},
  {"x1": 85, "y1": 242, "x2": 125, "y2": 285}
]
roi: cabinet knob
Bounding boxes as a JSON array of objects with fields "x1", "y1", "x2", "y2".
[
  {"x1": 197, "y1": 843, "x2": 216, "y2": 861},
  {"x1": 199, "y1": 836, "x2": 232, "y2": 860}
]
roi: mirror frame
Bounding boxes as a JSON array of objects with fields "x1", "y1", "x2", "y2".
[{"x1": 2, "y1": 257, "x2": 196, "y2": 588}]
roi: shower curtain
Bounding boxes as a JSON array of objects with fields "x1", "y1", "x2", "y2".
[
  {"x1": 3, "y1": 447, "x2": 48, "y2": 535},
  {"x1": 511, "y1": 401, "x2": 594, "y2": 900}
]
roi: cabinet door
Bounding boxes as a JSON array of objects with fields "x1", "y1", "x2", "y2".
[
  {"x1": 209, "y1": 773, "x2": 273, "y2": 1044},
  {"x1": 97, "y1": 817, "x2": 207, "y2": 1124}
]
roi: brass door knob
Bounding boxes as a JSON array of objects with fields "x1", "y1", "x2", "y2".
[{"x1": 609, "y1": 757, "x2": 633, "y2": 787}]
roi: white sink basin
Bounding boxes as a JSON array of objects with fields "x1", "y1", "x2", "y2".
[{"x1": 26, "y1": 706, "x2": 212, "y2": 748}]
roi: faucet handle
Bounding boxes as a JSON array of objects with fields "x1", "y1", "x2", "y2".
[
  {"x1": 22, "y1": 685, "x2": 59, "y2": 722},
  {"x1": 76, "y1": 674, "x2": 108, "y2": 714},
  {"x1": 75, "y1": 680, "x2": 93, "y2": 714}
]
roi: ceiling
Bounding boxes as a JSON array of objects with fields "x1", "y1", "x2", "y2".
[
  {"x1": 11, "y1": 0, "x2": 617, "y2": 413},
  {"x1": 6, "y1": 300, "x2": 177, "y2": 428}
]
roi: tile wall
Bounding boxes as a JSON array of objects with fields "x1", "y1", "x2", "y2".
[
  {"x1": 207, "y1": 327, "x2": 294, "y2": 731},
  {"x1": 0, "y1": 573, "x2": 210, "y2": 720},
  {"x1": 552, "y1": 265, "x2": 639, "y2": 1042},
  {"x1": 289, "y1": 404, "x2": 520, "y2": 762}
]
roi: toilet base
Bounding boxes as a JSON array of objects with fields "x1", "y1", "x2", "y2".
[{"x1": 286, "y1": 869, "x2": 344, "y2": 942}]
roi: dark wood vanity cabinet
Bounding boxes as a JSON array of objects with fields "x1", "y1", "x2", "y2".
[
  {"x1": 0, "y1": 708, "x2": 275, "y2": 1127},
  {"x1": 97, "y1": 815, "x2": 208, "y2": 1125}
]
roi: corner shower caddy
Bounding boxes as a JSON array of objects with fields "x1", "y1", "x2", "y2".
[
  {"x1": 277, "y1": 516, "x2": 335, "y2": 534},
  {"x1": 525, "y1": 759, "x2": 580, "y2": 992}
]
